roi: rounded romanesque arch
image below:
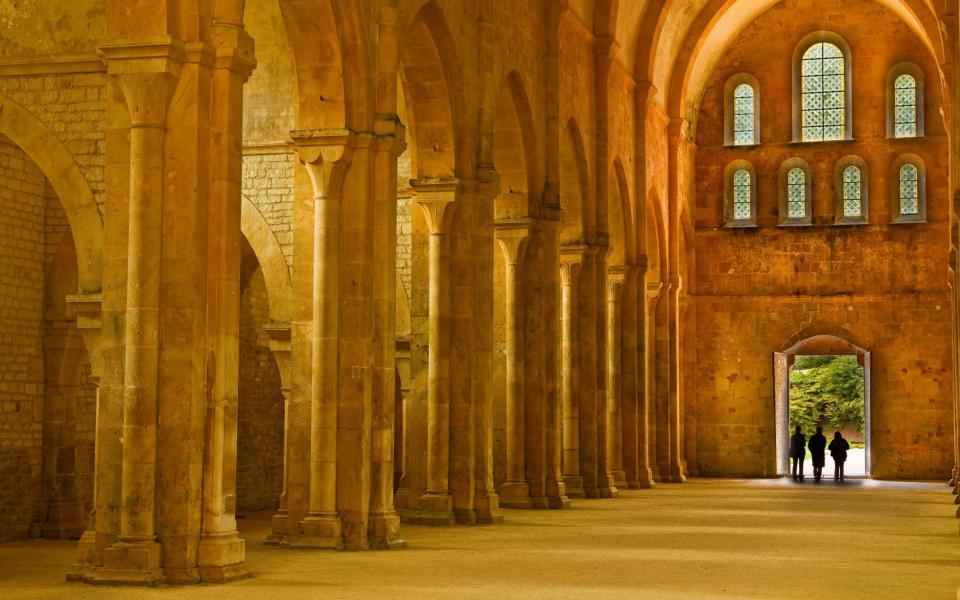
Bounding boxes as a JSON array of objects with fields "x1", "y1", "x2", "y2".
[
  {"x1": 0, "y1": 95, "x2": 102, "y2": 293},
  {"x1": 240, "y1": 195, "x2": 292, "y2": 324}
]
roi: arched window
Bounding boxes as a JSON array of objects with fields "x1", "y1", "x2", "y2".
[
  {"x1": 894, "y1": 75, "x2": 917, "y2": 138},
  {"x1": 793, "y1": 33, "x2": 852, "y2": 142},
  {"x1": 891, "y1": 154, "x2": 926, "y2": 223},
  {"x1": 801, "y1": 42, "x2": 845, "y2": 141},
  {"x1": 733, "y1": 84, "x2": 756, "y2": 145},
  {"x1": 899, "y1": 164, "x2": 919, "y2": 215},
  {"x1": 787, "y1": 168, "x2": 806, "y2": 217},
  {"x1": 778, "y1": 159, "x2": 812, "y2": 225},
  {"x1": 834, "y1": 156, "x2": 868, "y2": 225},
  {"x1": 724, "y1": 161, "x2": 757, "y2": 227},
  {"x1": 887, "y1": 64, "x2": 924, "y2": 138},
  {"x1": 724, "y1": 74, "x2": 760, "y2": 146}
]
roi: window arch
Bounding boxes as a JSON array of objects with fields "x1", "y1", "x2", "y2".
[
  {"x1": 724, "y1": 74, "x2": 760, "y2": 146},
  {"x1": 887, "y1": 63, "x2": 924, "y2": 138},
  {"x1": 778, "y1": 158, "x2": 813, "y2": 225},
  {"x1": 890, "y1": 154, "x2": 926, "y2": 223},
  {"x1": 792, "y1": 33, "x2": 853, "y2": 142},
  {"x1": 724, "y1": 161, "x2": 757, "y2": 227},
  {"x1": 833, "y1": 156, "x2": 868, "y2": 225}
]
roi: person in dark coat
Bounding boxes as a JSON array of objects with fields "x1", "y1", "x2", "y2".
[
  {"x1": 807, "y1": 426, "x2": 827, "y2": 482},
  {"x1": 828, "y1": 431, "x2": 851, "y2": 482},
  {"x1": 789, "y1": 426, "x2": 806, "y2": 481}
]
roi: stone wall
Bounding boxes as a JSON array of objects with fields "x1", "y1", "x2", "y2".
[
  {"x1": 691, "y1": 0, "x2": 953, "y2": 478},
  {"x1": 0, "y1": 138, "x2": 48, "y2": 540},
  {"x1": 242, "y1": 152, "x2": 295, "y2": 270},
  {"x1": 237, "y1": 266, "x2": 284, "y2": 513}
]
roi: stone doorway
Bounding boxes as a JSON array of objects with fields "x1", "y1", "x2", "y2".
[{"x1": 774, "y1": 335, "x2": 872, "y2": 478}]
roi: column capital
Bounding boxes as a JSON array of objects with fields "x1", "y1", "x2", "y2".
[
  {"x1": 263, "y1": 321, "x2": 292, "y2": 390},
  {"x1": 668, "y1": 117, "x2": 693, "y2": 147},
  {"x1": 101, "y1": 37, "x2": 182, "y2": 128},
  {"x1": 412, "y1": 178, "x2": 459, "y2": 234},
  {"x1": 210, "y1": 23, "x2": 257, "y2": 80},
  {"x1": 646, "y1": 280, "x2": 664, "y2": 300},
  {"x1": 495, "y1": 218, "x2": 534, "y2": 266},
  {"x1": 607, "y1": 266, "x2": 627, "y2": 300},
  {"x1": 65, "y1": 292, "x2": 104, "y2": 385},
  {"x1": 559, "y1": 261, "x2": 582, "y2": 285},
  {"x1": 374, "y1": 114, "x2": 407, "y2": 156},
  {"x1": 291, "y1": 128, "x2": 356, "y2": 200}
]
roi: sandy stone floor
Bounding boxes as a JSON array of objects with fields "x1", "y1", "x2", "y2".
[{"x1": 2, "y1": 479, "x2": 959, "y2": 599}]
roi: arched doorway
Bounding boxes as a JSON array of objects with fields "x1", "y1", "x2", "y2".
[{"x1": 774, "y1": 335, "x2": 871, "y2": 477}]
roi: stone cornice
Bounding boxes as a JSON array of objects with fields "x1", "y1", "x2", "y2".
[{"x1": 0, "y1": 53, "x2": 105, "y2": 77}]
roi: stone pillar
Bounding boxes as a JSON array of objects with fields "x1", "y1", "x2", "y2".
[
  {"x1": 542, "y1": 217, "x2": 568, "y2": 509},
  {"x1": 620, "y1": 265, "x2": 641, "y2": 489},
  {"x1": 368, "y1": 117, "x2": 406, "y2": 548},
  {"x1": 607, "y1": 267, "x2": 627, "y2": 488},
  {"x1": 472, "y1": 173, "x2": 503, "y2": 524},
  {"x1": 413, "y1": 179, "x2": 457, "y2": 524},
  {"x1": 496, "y1": 221, "x2": 532, "y2": 508},
  {"x1": 92, "y1": 41, "x2": 179, "y2": 586},
  {"x1": 666, "y1": 275, "x2": 687, "y2": 483},
  {"x1": 286, "y1": 130, "x2": 354, "y2": 548},
  {"x1": 559, "y1": 252, "x2": 584, "y2": 497},
  {"x1": 263, "y1": 322, "x2": 291, "y2": 545},
  {"x1": 39, "y1": 323, "x2": 88, "y2": 541},
  {"x1": 197, "y1": 21, "x2": 255, "y2": 582},
  {"x1": 64, "y1": 294, "x2": 103, "y2": 580},
  {"x1": 594, "y1": 243, "x2": 618, "y2": 498},
  {"x1": 577, "y1": 246, "x2": 602, "y2": 498},
  {"x1": 644, "y1": 281, "x2": 662, "y2": 485}
]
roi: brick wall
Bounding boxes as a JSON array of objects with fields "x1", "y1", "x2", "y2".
[
  {"x1": 236, "y1": 265, "x2": 284, "y2": 513},
  {"x1": 0, "y1": 138, "x2": 47, "y2": 540},
  {"x1": 691, "y1": 0, "x2": 953, "y2": 478}
]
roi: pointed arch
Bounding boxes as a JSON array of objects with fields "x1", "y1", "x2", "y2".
[
  {"x1": 608, "y1": 157, "x2": 635, "y2": 265},
  {"x1": 400, "y1": 0, "x2": 471, "y2": 179},
  {"x1": 493, "y1": 71, "x2": 540, "y2": 218},
  {"x1": 560, "y1": 118, "x2": 592, "y2": 244},
  {"x1": 0, "y1": 95, "x2": 102, "y2": 293}
]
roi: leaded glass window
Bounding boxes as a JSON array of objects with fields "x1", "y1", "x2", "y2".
[
  {"x1": 842, "y1": 165, "x2": 862, "y2": 217},
  {"x1": 733, "y1": 169, "x2": 751, "y2": 220},
  {"x1": 894, "y1": 74, "x2": 917, "y2": 138},
  {"x1": 899, "y1": 163, "x2": 919, "y2": 215},
  {"x1": 801, "y1": 42, "x2": 845, "y2": 142},
  {"x1": 787, "y1": 168, "x2": 806, "y2": 218},
  {"x1": 733, "y1": 84, "x2": 755, "y2": 145}
]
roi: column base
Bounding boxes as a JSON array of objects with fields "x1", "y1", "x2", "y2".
[
  {"x1": 400, "y1": 492, "x2": 454, "y2": 526},
  {"x1": 198, "y1": 531, "x2": 248, "y2": 583},
  {"x1": 611, "y1": 469, "x2": 628, "y2": 489},
  {"x1": 368, "y1": 511, "x2": 406, "y2": 549},
  {"x1": 264, "y1": 511, "x2": 289, "y2": 546},
  {"x1": 88, "y1": 540, "x2": 163, "y2": 586},
  {"x1": 597, "y1": 474, "x2": 619, "y2": 498},
  {"x1": 498, "y1": 481, "x2": 532, "y2": 509},
  {"x1": 636, "y1": 466, "x2": 656, "y2": 489},
  {"x1": 38, "y1": 500, "x2": 86, "y2": 540},
  {"x1": 65, "y1": 529, "x2": 97, "y2": 582},
  {"x1": 286, "y1": 514, "x2": 343, "y2": 549},
  {"x1": 545, "y1": 479, "x2": 570, "y2": 509},
  {"x1": 650, "y1": 464, "x2": 663, "y2": 483},
  {"x1": 473, "y1": 492, "x2": 504, "y2": 524},
  {"x1": 562, "y1": 474, "x2": 584, "y2": 498},
  {"x1": 669, "y1": 463, "x2": 687, "y2": 483}
]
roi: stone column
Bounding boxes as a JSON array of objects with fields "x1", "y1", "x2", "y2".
[
  {"x1": 39, "y1": 323, "x2": 87, "y2": 541},
  {"x1": 93, "y1": 41, "x2": 179, "y2": 585},
  {"x1": 607, "y1": 267, "x2": 627, "y2": 488},
  {"x1": 369, "y1": 117, "x2": 406, "y2": 548},
  {"x1": 263, "y1": 322, "x2": 291, "y2": 545},
  {"x1": 620, "y1": 265, "x2": 641, "y2": 489},
  {"x1": 631, "y1": 270, "x2": 655, "y2": 489},
  {"x1": 644, "y1": 280, "x2": 662, "y2": 485},
  {"x1": 472, "y1": 173, "x2": 503, "y2": 524},
  {"x1": 559, "y1": 252, "x2": 584, "y2": 497},
  {"x1": 496, "y1": 221, "x2": 532, "y2": 508},
  {"x1": 578, "y1": 246, "x2": 602, "y2": 498},
  {"x1": 413, "y1": 179, "x2": 457, "y2": 524},
  {"x1": 594, "y1": 242, "x2": 618, "y2": 498},
  {"x1": 288, "y1": 130, "x2": 355, "y2": 548},
  {"x1": 542, "y1": 217, "x2": 568, "y2": 509},
  {"x1": 64, "y1": 293, "x2": 103, "y2": 580},
  {"x1": 667, "y1": 275, "x2": 687, "y2": 483},
  {"x1": 197, "y1": 21, "x2": 255, "y2": 582}
]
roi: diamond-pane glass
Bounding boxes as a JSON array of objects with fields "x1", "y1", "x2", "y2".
[
  {"x1": 894, "y1": 74, "x2": 917, "y2": 138},
  {"x1": 899, "y1": 163, "x2": 919, "y2": 215},
  {"x1": 733, "y1": 169, "x2": 751, "y2": 220},
  {"x1": 733, "y1": 83, "x2": 755, "y2": 145},
  {"x1": 842, "y1": 165, "x2": 861, "y2": 217},
  {"x1": 801, "y1": 42, "x2": 845, "y2": 142},
  {"x1": 787, "y1": 168, "x2": 806, "y2": 218}
]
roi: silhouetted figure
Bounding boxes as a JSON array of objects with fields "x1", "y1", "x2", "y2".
[
  {"x1": 789, "y1": 426, "x2": 806, "y2": 481},
  {"x1": 808, "y1": 426, "x2": 827, "y2": 483},
  {"x1": 828, "y1": 431, "x2": 850, "y2": 482}
]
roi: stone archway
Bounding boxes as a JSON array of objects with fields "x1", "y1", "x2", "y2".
[{"x1": 774, "y1": 334, "x2": 872, "y2": 477}]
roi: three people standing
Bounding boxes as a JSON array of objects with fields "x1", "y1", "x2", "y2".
[{"x1": 788, "y1": 426, "x2": 850, "y2": 483}]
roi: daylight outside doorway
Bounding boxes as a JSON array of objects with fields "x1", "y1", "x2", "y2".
[{"x1": 774, "y1": 335, "x2": 871, "y2": 478}]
